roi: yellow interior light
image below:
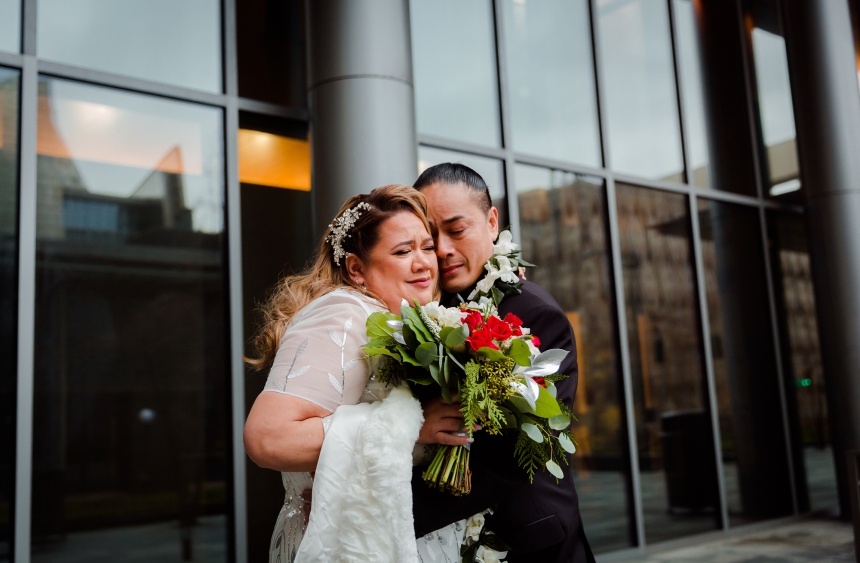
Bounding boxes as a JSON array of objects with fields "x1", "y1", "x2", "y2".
[{"x1": 238, "y1": 129, "x2": 311, "y2": 191}]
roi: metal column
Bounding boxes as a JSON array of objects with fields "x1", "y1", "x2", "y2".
[
  {"x1": 781, "y1": 0, "x2": 860, "y2": 519},
  {"x1": 306, "y1": 0, "x2": 418, "y2": 240}
]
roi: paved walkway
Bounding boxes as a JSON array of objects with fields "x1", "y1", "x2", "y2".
[{"x1": 639, "y1": 518, "x2": 856, "y2": 563}]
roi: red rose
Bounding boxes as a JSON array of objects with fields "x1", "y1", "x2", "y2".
[
  {"x1": 533, "y1": 377, "x2": 547, "y2": 388},
  {"x1": 504, "y1": 313, "x2": 523, "y2": 327},
  {"x1": 487, "y1": 315, "x2": 513, "y2": 341},
  {"x1": 530, "y1": 335, "x2": 541, "y2": 348},
  {"x1": 467, "y1": 328, "x2": 498, "y2": 352},
  {"x1": 461, "y1": 309, "x2": 484, "y2": 333},
  {"x1": 511, "y1": 326, "x2": 523, "y2": 337}
]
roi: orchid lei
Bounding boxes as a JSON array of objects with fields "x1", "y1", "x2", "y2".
[{"x1": 465, "y1": 229, "x2": 535, "y2": 307}]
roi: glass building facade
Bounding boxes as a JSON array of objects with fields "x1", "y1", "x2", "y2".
[{"x1": 0, "y1": 0, "x2": 852, "y2": 561}]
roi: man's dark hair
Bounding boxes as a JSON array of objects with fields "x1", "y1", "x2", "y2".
[{"x1": 413, "y1": 162, "x2": 493, "y2": 213}]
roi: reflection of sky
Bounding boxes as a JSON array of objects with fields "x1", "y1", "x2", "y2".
[
  {"x1": 47, "y1": 80, "x2": 224, "y2": 233},
  {"x1": 752, "y1": 28, "x2": 796, "y2": 147},
  {"x1": 503, "y1": 0, "x2": 601, "y2": 167},
  {"x1": 598, "y1": 0, "x2": 684, "y2": 180},
  {"x1": 673, "y1": 0, "x2": 709, "y2": 174},
  {"x1": 411, "y1": 0, "x2": 502, "y2": 147},
  {"x1": 38, "y1": 0, "x2": 221, "y2": 93},
  {"x1": 0, "y1": 0, "x2": 20, "y2": 53},
  {"x1": 515, "y1": 162, "x2": 602, "y2": 193}
]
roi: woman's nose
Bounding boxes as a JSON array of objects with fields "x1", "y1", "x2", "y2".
[{"x1": 413, "y1": 249, "x2": 433, "y2": 271}]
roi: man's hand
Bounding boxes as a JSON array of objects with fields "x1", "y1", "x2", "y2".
[{"x1": 417, "y1": 396, "x2": 480, "y2": 446}]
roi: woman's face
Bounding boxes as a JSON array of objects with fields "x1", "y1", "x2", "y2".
[{"x1": 348, "y1": 211, "x2": 438, "y2": 313}]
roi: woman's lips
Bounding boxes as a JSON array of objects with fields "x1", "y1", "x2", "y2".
[{"x1": 407, "y1": 277, "x2": 432, "y2": 288}]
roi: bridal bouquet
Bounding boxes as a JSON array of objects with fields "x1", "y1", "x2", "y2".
[{"x1": 364, "y1": 296, "x2": 577, "y2": 496}]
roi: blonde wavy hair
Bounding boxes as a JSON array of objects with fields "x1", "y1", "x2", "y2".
[{"x1": 247, "y1": 184, "x2": 432, "y2": 371}]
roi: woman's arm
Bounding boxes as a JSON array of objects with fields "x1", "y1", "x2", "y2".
[{"x1": 244, "y1": 392, "x2": 332, "y2": 472}]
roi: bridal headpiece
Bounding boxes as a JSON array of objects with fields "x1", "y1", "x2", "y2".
[{"x1": 326, "y1": 201, "x2": 372, "y2": 265}]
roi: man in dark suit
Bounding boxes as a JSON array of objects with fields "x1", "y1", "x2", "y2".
[{"x1": 413, "y1": 163, "x2": 594, "y2": 563}]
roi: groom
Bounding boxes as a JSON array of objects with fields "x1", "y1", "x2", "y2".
[{"x1": 413, "y1": 163, "x2": 594, "y2": 563}]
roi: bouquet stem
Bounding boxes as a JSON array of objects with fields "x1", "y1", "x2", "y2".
[{"x1": 422, "y1": 445, "x2": 472, "y2": 496}]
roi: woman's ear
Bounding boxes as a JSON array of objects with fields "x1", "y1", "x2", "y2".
[{"x1": 344, "y1": 253, "x2": 366, "y2": 286}]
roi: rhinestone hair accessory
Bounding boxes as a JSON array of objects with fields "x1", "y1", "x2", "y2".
[{"x1": 326, "y1": 202, "x2": 372, "y2": 265}]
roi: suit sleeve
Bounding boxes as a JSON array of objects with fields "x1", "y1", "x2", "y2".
[{"x1": 411, "y1": 301, "x2": 580, "y2": 536}]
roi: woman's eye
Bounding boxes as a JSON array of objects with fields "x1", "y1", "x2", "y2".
[
  {"x1": 395, "y1": 249, "x2": 410, "y2": 255},
  {"x1": 423, "y1": 246, "x2": 436, "y2": 252}
]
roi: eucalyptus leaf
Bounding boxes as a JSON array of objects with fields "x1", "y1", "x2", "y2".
[
  {"x1": 559, "y1": 433, "x2": 576, "y2": 454},
  {"x1": 521, "y1": 422, "x2": 544, "y2": 443},
  {"x1": 522, "y1": 349, "x2": 569, "y2": 377},
  {"x1": 429, "y1": 363, "x2": 441, "y2": 385},
  {"x1": 445, "y1": 324, "x2": 469, "y2": 348},
  {"x1": 546, "y1": 459, "x2": 564, "y2": 479},
  {"x1": 416, "y1": 342, "x2": 438, "y2": 366},
  {"x1": 439, "y1": 326, "x2": 454, "y2": 343},
  {"x1": 509, "y1": 339, "x2": 532, "y2": 367},
  {"x1": 478, "y1": 347, "x2": 506, "y2": 361},
  {"x1": 396, "y1": 345, "x2": 422, "y2": 367},
  {"x1": 549, "y1": 414, "x2": 571, "y2": 430},
  {"x1": 546, "y1": 382, "x2": 558, "y2": 398},
  {"x1": 532, "y1": 385, "x2": 563, "y2": 418}
]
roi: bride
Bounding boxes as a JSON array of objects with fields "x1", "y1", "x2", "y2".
[{"x1": 244, "y1": 185, "x2": 483, "y2": 563}]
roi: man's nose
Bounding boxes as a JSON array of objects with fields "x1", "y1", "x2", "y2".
[{"x1": 436, "y1": 234, "x2": 455, "y2": 258}]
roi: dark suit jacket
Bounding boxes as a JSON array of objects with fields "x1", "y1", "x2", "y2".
[{"x1": 412, "y1": 280, "x2": 593, "y2": 563}]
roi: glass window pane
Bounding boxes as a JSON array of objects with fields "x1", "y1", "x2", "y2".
[
  {"x1": 767, "y1": 210, "x2": 838, "y2": 513},
  {"x1": 0, "y1": 67, "x2": 20, "y2": 562},
  {"x1": 237, "y1": 114, "x2": 313, "y2": 563},
  {"x1": 411, "y1": 0, "x2": 502, "y2": 147},
  {"x1": 598, "y1": 0, "x2": 684, "y2": 181},
  {"x1": 31, "y1": 78, "x2": 228, "y2": 561},
  {"x1": 417, "y1": 146, "x2": 508, "y2": 228},
  {"x1": 616, "y1": 184, "x2": 719, "y2": 543},
  {"x1": 37, "y1": 0, "x2": 222, "y2": 93},
  {"x1": 747, "y1": 0, "x2": 801, "y2": 198},
  {"x1": 516, "y1": 164, "x2": 632, "y2": 553},
  {"x1": 237, "y1": 0, "x2": 307, "y2": 107},
  {"x1": 698, "y1": 199, "x2": 793, "y2": 526},
  {"x1": 673, "y1": 0, "x2": 710, "y2": 188},
  {"x1": 0, "y1": 0, "x2": 21, "y2": 53},
  {"x1": 502, "y1": 0, "x2": 601, "y2": 167}
]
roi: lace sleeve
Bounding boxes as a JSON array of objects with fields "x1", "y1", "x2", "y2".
[{"x1": 262, "y1": 290, "x2": 380, "y2": 413}]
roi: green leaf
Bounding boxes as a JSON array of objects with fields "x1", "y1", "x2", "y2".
[
  {"x1": 416, "y1": 342, "x2": 437, "y2": 366},
  {"x1": 366, "y1": 312, "x2": 398, "y2": 339},
  {"x1": 402, "y1": 324, "x2": 421, "y2": 349},
  {"x1": 546, "y1": 459, "x2": 564, "y2": 479},
  {"x1": 549, "y1": 414, "x2": 571, "y2": 430},
  {"x1": 445, "y1": 324, "x2": 469, "y2": 348},
  {"x1": 439, "y1": 326, "x2": 454, "y2": 343},
  {"x1": 509, "y1": 395, "x2": 536, "y2": 414},
  {"x1": 492, "y1": 287, "x2": 504, "y2": 305},
  {"x1": 363, "y1": 347, "x2": 401, "y2": 361},
  {"x1": 546, "y1": 382, "x2": 558, "y2": 398},
  {"x1": 477, "y1": 347, "x2": 505, "y2": 361},
  {"x1": 440, "y1": 383, "x2": 452, "y2": 404},
  {"x1": 396, "y1": 345, "x2": 422, "y2": 367},
  {"x1": 428, "y1": 363, "x2": 441, "y2": 385},
  {"x1": 401, "y1": 305, "x2": 433, "y2": 342},
  {"x1": 442, "y1": 355, "x2": 451, "y2": 385},
  {"x1": 521, "y1": 422, "x2": 543, "y2": 443},
  {"x1": 532, "y1": 385, "x2": 563, "y2": 418},
  {"x1": 559, "y1": 433, "x2": 576, "y2": 454},
  {"x1": 508, "y1": 339, "x2": 532, "y2": 367}
]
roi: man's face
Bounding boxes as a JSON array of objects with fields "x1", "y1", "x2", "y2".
[{"x1": 420, "y1": 182, "x2": 499, "y2": 295}]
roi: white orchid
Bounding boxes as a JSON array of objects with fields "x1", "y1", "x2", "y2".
[
  {"x1": 465, "y1": 513, "x2": 485, "y2": 543},
  {"x1": 475, "y1": 545, "x2": 508, "y2": 563},
  {"x1": 495, "y1": 256, "x2": 519, "y2": 284},
  {"x1": 493, "y1": 229, "x2": 517, "y2": 256}
]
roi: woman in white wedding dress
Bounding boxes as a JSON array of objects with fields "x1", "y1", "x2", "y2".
[{"x1": 244, "y1": 185, "x2": 480, "y2": 563}]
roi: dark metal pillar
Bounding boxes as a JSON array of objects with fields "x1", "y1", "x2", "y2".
[
  {"x1": 306, "y1": 0, "x2": 418, "y2": 240},
  {"x1": 782, "y1": 0, "x2": 860, "y2": 518}
]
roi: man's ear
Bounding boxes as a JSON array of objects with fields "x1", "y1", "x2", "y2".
[
  {"x1": 487, "y1": 206, "x2": 500, "y2": 240},
  {"x1": 344, "y1": 253, "x2": 366, "y2": 285}
]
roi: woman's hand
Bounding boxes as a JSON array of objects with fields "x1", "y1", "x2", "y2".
[
  {"x1": 244, "y1": 392, "x2": 332, "y2": 472},
  {"x1": 417, "y1": 396, "x2": 480, "y2": 446}
]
